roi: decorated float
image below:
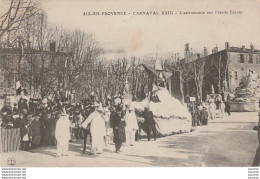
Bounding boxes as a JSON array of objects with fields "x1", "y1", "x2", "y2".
[
  {"x1": 130, "y1": 87, "x2": 192, "y2": 136},
  {"x1": 229, "y1": 72, "x2": 260, "y2": 112},
  {"x1": 127, "y1": 62, "x2": 192, "y2": 136}
]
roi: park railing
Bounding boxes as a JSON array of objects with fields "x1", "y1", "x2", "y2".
[{"x1": 0, "y1": 128, "x2": 21, "y2": 153}]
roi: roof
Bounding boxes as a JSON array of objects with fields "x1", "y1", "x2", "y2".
[
  {"x1": 142, "y1": 64, "x2": 159, "y2": 77},
  {"x1": 226, "y1": 47, "x2": 260, "y2": 54},
  {"x1": 178, "y1": 46, "x2": 260, "y2": 64},
  {"x1": 141, "y1": 64, "x2": 172, "y2": 80}
]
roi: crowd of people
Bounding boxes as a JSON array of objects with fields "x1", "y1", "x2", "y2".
[
  {"x1": 0, "y1": 88, "x2": 234, "y2": 157},
  {"x1": 0, "y1": 93, "x2": 158, "y2": 156},
  {"x1": 187, "y1": 94, "x2": 231, "y2": 127}
]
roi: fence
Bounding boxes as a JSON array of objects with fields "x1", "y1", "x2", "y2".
[{"x1": 0, "y1": 128, "x2": 21, "y2": 153}]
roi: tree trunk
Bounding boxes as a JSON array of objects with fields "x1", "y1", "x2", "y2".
[{"x1": 178, "y1": 70, "x2": 185, "y2": 103}]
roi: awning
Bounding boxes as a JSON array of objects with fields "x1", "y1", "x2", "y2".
[
  {"x1": 141, "y1": 64, "x2": 159, "y2": 77},
  {"x1": 162, "y1": 71, "x2": 172, "y2": 80},
  {"x1": 141, "y1": 64, "x2": 172, "y2": 80}
]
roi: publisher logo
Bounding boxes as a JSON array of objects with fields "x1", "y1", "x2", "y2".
[{"x1": 7, "y1": 157, "x2": 16, "y2": 166}]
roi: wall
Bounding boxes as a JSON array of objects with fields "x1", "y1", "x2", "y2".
[{"x1": 228, "y1": 51, "x2": 260, "y2": 91}]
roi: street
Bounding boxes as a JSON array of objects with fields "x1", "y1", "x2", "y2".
[{"x1": 1, "y1": 112, "x2": 259, "y2": 167}]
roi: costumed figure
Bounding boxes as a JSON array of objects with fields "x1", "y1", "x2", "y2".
[
  {"x1": 82, "y1": 103, "x2": 106, "y2": 155},
  {"x1": 55, "y1": 106, "x2": 71, "y2": 157},
  {"x1": 124, "y1": 105, "x2": 138, "y2": 146},
  {"x1": 209, "y1": 102, "x2": 216, "y2": 120}
]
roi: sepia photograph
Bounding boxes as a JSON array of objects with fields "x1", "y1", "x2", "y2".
[{"x1": 0, "y1": 0, "x2": 260, "y2": 169}]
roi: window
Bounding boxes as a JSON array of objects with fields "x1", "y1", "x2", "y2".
[
  {"x1": 241, "y1": 67, "x2": 244, "y2": 71},
  {"x1": 256, "y1": 55, "x2": 260, "y2": 64},
  {"x1": 235, "y1": 71, "x2": 238, "y2": 80},
  {"x1": 0, "y1": 72, "x2": 4, "y2": 88},
  {"x1": 240, "y1": 54, "x2": 244, "y2": 63},
  {"x1": 249, "y1": 54, "x2": 253, "y2": 63}
]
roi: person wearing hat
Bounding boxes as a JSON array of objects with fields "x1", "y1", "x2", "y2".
[
  {"x1": 124, "y1": 104, "x2": 138, "y2": 146},
  {"x1": 15, "y1": 112, "x2": 30, "y2": 151},
  {"x1": 13, "y1": 103, "x2": 18, "y2": 114},
  {"x1": 110, "y1": 104, "x2": 126, "y2": 153},
  {"x1": 201, "y1": 106, "x2": 209, "y2": 125},
  {"x1": 74, "y1": 106, "x2": 84, "y2": 139},
  {"x1": 55, "y1": 105, "x2": 71, "y2": 157},
  {"x1": 29, "y1": 115, "x2": 41, "y2": 148},
  {"x1": 225, "y1": 101, "x2": 231, "y2": 116},
  {"x1": 81, "y1": 104, "x2": 95, "y2": 154},
  {"x1": 81, "y1": 103, "x2": 106, "y2": 155},
  {"x1": 48, "y1": 110, "x2": 58, "y2": 146},
  {"x1": 143, "y1": 106, "x2": 157, "y2": 141}
]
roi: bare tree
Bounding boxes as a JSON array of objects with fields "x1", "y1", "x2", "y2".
[{"x1": 0, "y1": 0, "x2": 39, "y2": 42}]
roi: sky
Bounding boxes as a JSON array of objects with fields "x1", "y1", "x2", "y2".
[{"x1": 2, "y1": 0, "x2": 260, "y2": 59}]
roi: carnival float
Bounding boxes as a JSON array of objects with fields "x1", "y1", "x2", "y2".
[
  {"x1": 229, "y1": 71, "x2": 260, "y2": 112},
  {"x1": 126, "y1": 62, "x2": 192, "y2": 136}
]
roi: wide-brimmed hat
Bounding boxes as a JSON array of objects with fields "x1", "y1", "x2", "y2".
[
  {"x1": 114, "y1": 98, "x2": 121, "y2": 105},
  {"x1": 91, "y1": 101, "x2": 99, "y2": 107},
  {"x1": 97, "y1": 103, "x2": 103, "y2": 112}
]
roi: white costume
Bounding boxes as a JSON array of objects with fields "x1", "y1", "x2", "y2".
[
  {"x1": 82, "y1": 109, "x2": 106, "y2": 154},
  {"x1": 209, "y1": 102, "x2": 216, "y2": 120},
  {"x1": 55, "y1": 114, "x2": 71, "y2": 156},
  {"x1": 124, "y1": 109, "x2": 138, "y2": 146},
  {"x1": 220, "y1": 102, "x2": 226, "y2": 118}
]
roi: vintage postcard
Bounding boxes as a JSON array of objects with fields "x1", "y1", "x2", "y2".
[{"x1": 0, "y1": 0, "x2": 260, "y2": 169}]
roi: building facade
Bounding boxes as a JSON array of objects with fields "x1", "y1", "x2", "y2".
[
  {"x1": 173, "y1": 43, "x2": 260, "y2": 102},
  {"x1": 0, "y1": 46, "x2": 71, "y2": 107}
]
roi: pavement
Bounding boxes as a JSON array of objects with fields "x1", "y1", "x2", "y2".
[{"x1": 0, "y1": 112, "x2": 259, "y2": 167}]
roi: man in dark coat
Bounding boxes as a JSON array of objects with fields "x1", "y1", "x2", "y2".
[
  {"x1": 110, "y1": 105, "x2": 126, "y2": 153},
  {"x1": 143, "y1": 107, "x2": 157, "y2": 141},
  {"x1": 225, "y1": 102, "x2": 231, "y2": 116},
  {"x1": 18, "y1": 98, "x2": 28, "y2": 113},
  {"x1": 1, "y1": 103, "x2": 12, "y2": 115},
  {"x1": 252, "y1": 112, "x2": 260, "y2": 166},
  {"x1": 13, "y1": 104, "x2": 18, "y2": 114},
  {"x1": 82, "y1": 105, "x2": 94, "y2": 154},
  {"x1": 14, "y1": 112, "x2": 30, "y2": 151},
  {"x1": 29, "y1": 115, "x2": 41, "y2": 148},
  {"x1": 201, "y1": 107, "x2": 209, "y2": 125}
]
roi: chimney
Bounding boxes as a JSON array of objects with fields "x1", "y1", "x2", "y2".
[
  {"x1": 49, "y1": 41, "x2": 56, "y2": 52},
  {"x1": 250, "y1": 43, "x2": 255, "y2": 51},
  {"x1": 204, "y1": 47, "x2": 208, "y2": 56},
  {"x1": 184, "y1": 43, "x2": 190, "y2": 59},
  {"x1": 225, "y1": 42, "x2": 230, "y2": 49},
  {"x1": 215, "y1": 45, "x2": 218, "y2": 52},
  {"x1": 242, "y1": 45, "x2": 245, "y2": 51},
  {"x1": 185, "y1": 43, "x2": 190, "y2": 52}
]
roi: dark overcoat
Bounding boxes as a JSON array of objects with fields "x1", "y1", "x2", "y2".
[
  {"x1": 110, "y1": 110, "x2": 126, "y2": 143},
  {"x1": 142, "y1": 110, "x2": 156, "y2": 132}
]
